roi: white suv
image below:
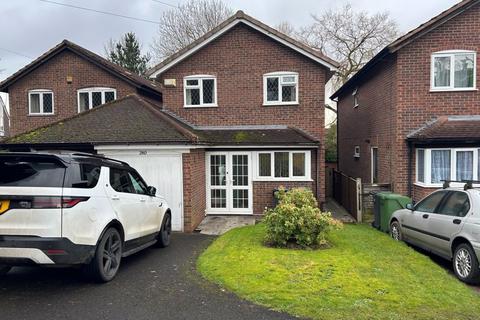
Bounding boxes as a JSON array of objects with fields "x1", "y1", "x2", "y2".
[{"x1": 0, "y1": 152, "x2": 172, "y2": 282}]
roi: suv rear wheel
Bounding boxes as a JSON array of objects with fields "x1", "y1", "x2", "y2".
[
  {"x1": 85, "y1": 228, "x2": 123, "y2": 282},
  {"x1": 0, "y1": 265, "x2": 11, "y2": 276},
  {"x1": 453, "y1": 243, "x2": 480, "y2": 285},
  {"x1": 156, "y1": 213, "x2": 171, "y2": 248}
]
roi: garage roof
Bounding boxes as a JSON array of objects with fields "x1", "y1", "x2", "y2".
[{"x1": 407, "y1": 116, "x2": 480, "y2": 143}]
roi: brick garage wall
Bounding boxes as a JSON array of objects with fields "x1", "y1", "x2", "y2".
[
  {"x1": 157, "y1": 23, "x2": 329, "y2": 205},
  {"x1": 412, "y1": 184, "x2": 438, "y2": 203},
  {"x1": 182, "y1": 149, "x2": 206, "y2": 232},
  {"x1": 8, "y1": 50, "x2": 137, "y2": 136},
  {"x1": 395, "y1": 3, "x2": 480, "y2": 195},
  {"x1": 337, "y1": 55, "x2": 397, "y2": 185}
]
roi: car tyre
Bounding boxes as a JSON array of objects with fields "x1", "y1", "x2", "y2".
[
  {"x1": 453, "y1": 243, "x2": 480, "y2": 285},
  {"x1": 390, "y1": 220, "x2": 402, "y2": 241},
  {"x1": 156, "y1": 213, "x2": 172, "y2": 248},
  {"x1": 85, "y1": 228, "x2": 123, "y2": 283},
  {"x1": 0, "y1": 265, "x2": 11, "y2": 276}
]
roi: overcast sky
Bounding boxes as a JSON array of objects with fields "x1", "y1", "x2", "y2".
[{"x1": 0, "y1": 0, "x2": 460, "y2": 83}]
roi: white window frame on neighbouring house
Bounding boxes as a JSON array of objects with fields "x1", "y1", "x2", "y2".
[
  {"x1": 352, "y1": 87, "x2": 359, "y2": 108},
  {"x1": 0, "y1": 109, "x2": 3, "y2": 136},
  {"x1": 28, "y1": 89, "x2": 54, "y2": 115},
  {"x1": 371, "y1": 147, "x2": 378, "y2": 184},
  {"x1": 416, "y1": 147, "x2": 480, "y2": 187},
  {"x1": 263, "y1": 72, "x2": 299, "y2": 106},
  {"x1": 183, "y1": 75, "x2": 217, "y2": 108},
  {"x1": 77, "y1": 87, "x2": 117, "y2": 113},
  {"x1": 253, "y1": 150, "x2": 311, "y2": 181},
  {"x1": 354, "y1": 146, "x2": 360, "y2": 158},
  {"x1": 431, "y1": 50, "x2": 477, "y2": 91}
]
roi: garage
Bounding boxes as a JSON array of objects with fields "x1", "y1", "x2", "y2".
[{"x1": 96, "y1": 146, "x2": 189, "y2": 232}]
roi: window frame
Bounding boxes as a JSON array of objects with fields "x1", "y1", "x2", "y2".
[
  {"x1": 352, "y1": 87, "x2": 359, "y2": 108},
  {"x1": 371, "y1": 147, "x2": 378, "y2": 184},
  {"x1": 28, "y1": 89, "x2": 54, "y2": 115},
  {"x1": 253, "y1": 150, "x2": 311, "y2": 181},
  {"x1": 430, "y1": 50, "x2": 477, "y2": 92},
  {"x1": 77, "y1": 87, "x2": 117, "y2": 113},
  {"x1": 183, "y1": 75, "x2": 217, "y2": 108},
  {"x1": 263, "y1": 72, "x2": 299, "y2": 106},
  {"x1": 415, "y1": 147, "x2": 480, "y2": 187}
]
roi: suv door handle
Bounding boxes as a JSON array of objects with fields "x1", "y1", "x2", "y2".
[
  {"x1": 111, "y1": 195, "x2": 120, "y2": 201},
  {"x1": 140, "y1": 198, "x2": 146, "y2": 203},
  {"x1": 422, "y1": 214, "x2": 429, "y2": 219},
  {"x1": 453, "y1": 219, "x2": 462, "y2": 225}
]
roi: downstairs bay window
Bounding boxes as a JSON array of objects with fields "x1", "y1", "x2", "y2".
[
  {"x1": 416, "y1": 148, "x2": 479, "y2": 186},
  {"x1": 254, "y1": 151, "x2": 311, "y2": 181}
]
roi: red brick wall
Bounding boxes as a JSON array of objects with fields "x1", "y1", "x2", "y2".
[
  {"x1": 337, "y1": 55, "x2": 397, "y2": 186},
  {"x1": 413, "y1": 185, "x2": 439, "y2": 203},
  {"x1": 156, "y1": 23, "x2": 329, "y2": 204},
  {"x1": 8, "y1": 50, "x2": 138, "y2": 136},
  {"x1": 182, "y1": 149, "x2": 206, "y2": 232},
  {"x1": 395, "y1": 3, "x2": 480, "y2": 195},
  {"x1": 338, "y1": 3, "x2": 480, "y2": 198}
]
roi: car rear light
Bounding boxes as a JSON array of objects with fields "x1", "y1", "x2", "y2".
[
  {"x1": 62, "y1": 197, "x2": 89, "y2": 208},
  {"x1": 27, "y1": 196, "x2": 89, "y2": 209}
]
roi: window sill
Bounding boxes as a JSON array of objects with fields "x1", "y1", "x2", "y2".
[
  {"x1": 183, "y1": 104, "x2": 218, "y2": 108},
  {"x1": 254, "y1": 178, "x2": 314, "y2": 182},
  {"x1": 263, "y1": 102, "x2": 299, "y2": 107},
  {"x1": 28, "y1": 113, "x2": 55, "y2": 117},
  {"x1": 430, "y1": 88, "x2": 478, "y2": 93},
  {"x1": 414, "y1": 182, "x2": 443, "y2": 188}
]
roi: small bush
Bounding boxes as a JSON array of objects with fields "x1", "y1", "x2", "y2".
[{"x1": 264, "y1": 188, "x2": 342, "y2": 249}]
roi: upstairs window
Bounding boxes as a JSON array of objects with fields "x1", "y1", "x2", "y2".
[
  {"x1": 263, "y1": 72, "x2": 298, "y2": 105},
  {"x1": 29, "y1": 90, "x2": 54, "y2": 115},
  {"x1": 352, "y1": 87, "x2": 359, "y2": 108},
  {"x1": 77, "y1": 87, "x2": 116, "y2": 113},
  {"x1": 431, "y1": 51, "x2": 476, "y2": 91},
  {"x1": 184, "y1": 76, "x2": 217, "y2": 107}
]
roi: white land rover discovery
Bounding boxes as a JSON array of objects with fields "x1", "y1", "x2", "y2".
[{"x1": 0, "y1": 152, "x2": 172, "y2": 282}]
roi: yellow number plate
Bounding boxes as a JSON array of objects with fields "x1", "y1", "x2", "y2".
[{"x1": 0, "y1": 200, "x2": 10, "y2": 214}]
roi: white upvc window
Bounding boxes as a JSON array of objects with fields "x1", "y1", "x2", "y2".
[
  {"x1": 263, "y1": 72, "x2": 299, "y2": 105},
  {"x1": 77, "y1": 87, "x2": 116, "y2": 113},
  {"x1": 416, "y1": 147, "x2": 480, "y2": 187},
  {"x1": 254, "y1": 150, "x2": 311, "y2": 181},
  {"x1": 431, "y1": 50, "x2": 477, "y2": 91},
  {"x1": 28, "y1": 89, "x2": 54, "y2": 115},
  {"x1": 352, "y1": 87, "x2": 359, "y2": 108},
  {"x1": 183, "y1": 75, "x2": 217, "y2": 108}
]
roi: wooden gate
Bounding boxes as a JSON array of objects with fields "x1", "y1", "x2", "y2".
[{"x1": 333, "y1": 170, "x2": 362, "y2": 222}]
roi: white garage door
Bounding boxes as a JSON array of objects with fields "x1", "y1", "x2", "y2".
[{"x1": 95, "y1": 147, "x2": 186, "y2": 232}]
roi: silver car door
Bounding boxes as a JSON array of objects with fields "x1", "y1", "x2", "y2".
[
  {"x1": 402, "y1": 191, "x2": 448, "y2": 245},
  {"x1": 426, "y1": 191, "x2": 470, "y2": 258}
]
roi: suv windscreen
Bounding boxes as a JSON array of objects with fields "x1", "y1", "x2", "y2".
[
  {"x1": 0, "y1": 156, "x2": 66, "y2": 187},
  {"x1": 64, "y1": 163, "x2": 101, "y2": 189}
]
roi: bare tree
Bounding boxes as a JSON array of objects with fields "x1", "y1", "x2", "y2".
[
  {"x1": 299, "y1": 4, "x2": 399, "y2": 89},
  {"x1": 151, "y1": 0, "x2": 233, "y2": 61},
  {"x1": 275, "y1": 21, "x2": 296, "y2": 37}
]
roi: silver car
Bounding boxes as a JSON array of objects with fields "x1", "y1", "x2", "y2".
[{"x1": 390, "y1": 187, "x2": 480, "y2": 284}]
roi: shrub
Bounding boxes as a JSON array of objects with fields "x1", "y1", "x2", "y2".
[{"x1": 264, "y1": 188, "x2": 342, "y2": 248}]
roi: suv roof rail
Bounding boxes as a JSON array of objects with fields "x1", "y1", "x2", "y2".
[
  {"x1": 441, "y1": 180, "x2": 480, "y2": 190},
  {"x1": 71, "y1": 153, "x2": 129, "y2": 167}
]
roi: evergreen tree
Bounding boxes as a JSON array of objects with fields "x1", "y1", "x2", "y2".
[{"x1": 107, "y1": 32, "x2": 150, "y2": 76}]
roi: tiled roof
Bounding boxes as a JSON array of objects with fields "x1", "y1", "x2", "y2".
[
  {"x1": 407, "y1": 116, "x2": 480, "y2": 142},
  {"x1": 2, "y1": 95, "x2": 193, "y2": 145},
  {"x1": 147, "y1": 10, "x2": 339, "y2": 77},
  {"x1": 0, "y1": 40, "x2": 161, "y2": 96}
]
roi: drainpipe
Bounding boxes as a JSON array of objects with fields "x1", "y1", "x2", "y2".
[{"x1": 407, "y1": 140, "x2": 413, "y2": 198}]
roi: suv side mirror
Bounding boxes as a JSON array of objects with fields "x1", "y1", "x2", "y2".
[
  {"x1": 147, "y1": 186, "x2": 157, "y2": 197},
  {"x1": 406, "y1": 203, "x2": 414, "y2": 211}
]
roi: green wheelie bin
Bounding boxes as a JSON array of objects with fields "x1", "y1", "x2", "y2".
[{"x1": 373, "y1": 192, "x2": 412, "y2": 233}]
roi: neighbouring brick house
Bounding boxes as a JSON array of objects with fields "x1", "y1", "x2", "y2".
[
  {"x1": 1, "y1": 11, "x2": 338, "y2": 232},
  {"x1": 0, "y1": 96, "x2": 9, "y2": 138},
  {"x1": 332, "y1": 0, "x2": 480, "y2": 203}
]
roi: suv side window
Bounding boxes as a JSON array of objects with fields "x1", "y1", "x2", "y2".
[
  {"x1": 128, "y1": 171, "x2": 148, "y2": 195},
  {"x1": 110, "y1": 168, "x2": 135, "y2": 194},
  {"x1": 437, "y1": 191, "x2": 470, "y2": 217},
  {"x1": 415, "y1": 191, "x2": 448, "y2": 213},
  {"x1": 65, "y1": 163, "x2": 101, "y2": 189}
]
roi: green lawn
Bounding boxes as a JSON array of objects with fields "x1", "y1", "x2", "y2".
[{"x1": 197, "y1": 223, "x2": 480, "y2": 320}]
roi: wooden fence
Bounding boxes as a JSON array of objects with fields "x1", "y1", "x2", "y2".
[{"x1": 332, "y1": 170, "x2": 362, "y2": 222}]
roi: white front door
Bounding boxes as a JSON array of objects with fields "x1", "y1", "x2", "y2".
[{"x1": 206, "y1": 152, "x2": 252, "y2": 214}]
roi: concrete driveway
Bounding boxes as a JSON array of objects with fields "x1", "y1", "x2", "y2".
[{"x1": 0, "y1": 233, "x2": 296, "y2": 320}]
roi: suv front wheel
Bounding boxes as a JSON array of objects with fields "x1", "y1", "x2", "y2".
[{"x1": 453, "y1": 243, "x2": 480, "y2": 285}]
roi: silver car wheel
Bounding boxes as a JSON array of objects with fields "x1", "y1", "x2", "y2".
[
  {"x1": 455, "y1": 248, "x2": 472, "y2": 279},
  {"x1": 391, "y1": 225, "x2": 400, "y2": 241}
]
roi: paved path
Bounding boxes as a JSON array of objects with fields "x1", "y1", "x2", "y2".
[{"x1": 0, "y1": 234, "x2": 296, "y2": 320}]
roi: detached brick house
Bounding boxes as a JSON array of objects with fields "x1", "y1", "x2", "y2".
[
  {"x1": 332, "y1": 0, "x2": 480, "y2": 202},
  {"x1": 1, "y1": 11, "x2": 338, "y2": 232}
]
